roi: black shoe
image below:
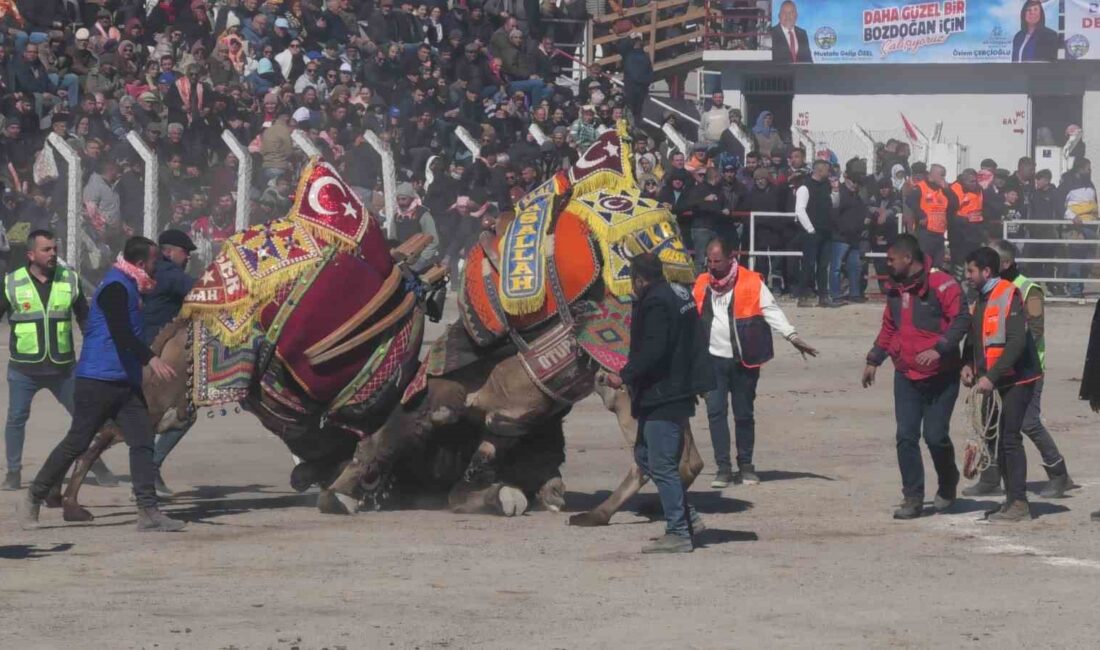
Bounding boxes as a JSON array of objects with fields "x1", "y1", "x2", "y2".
[
  {"x1": 893, "y1": 496, "x2": 922, "y2": 520},
  {"x1": 2, "y1": 469, "x2": 20, "y2": 491},
  {"x1": 738, "y1": 463, "x2": 760, "y2": 485},
  {"x1": 847, "y1": 296, "x2": 868, "y2": 304},
  {"x1": 818, "y1": 299, "x2": 844, "y2": 308},
  {"x1": 1091, "y1": 510, "x2": 1100, "y2": 522},
  {"x1": 710, "y1": 469, "x2": 735, "y2": 489}
]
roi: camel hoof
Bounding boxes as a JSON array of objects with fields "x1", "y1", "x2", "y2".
[
  {"x1": 568, "y1": 511, "x2": 610, "y2": 527},
  {"x1": 536, "y1": 477, "x2": 566, "y2": 512},
  {"x1": 62, "y1": 504, "x2": 94, "y2": 522},
  {"x1": 317, "y1": 489, "x2": 355, "y2": 515},
  {"x1": 496, "y1": 486, "x2": 528, "y2": 517}
]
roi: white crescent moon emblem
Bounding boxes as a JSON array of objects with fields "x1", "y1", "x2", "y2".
[{"x1": 307, "y1": 176, "x2": 343, "y2": 216}]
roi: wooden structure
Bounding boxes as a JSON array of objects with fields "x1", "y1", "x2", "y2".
[{"x1": 584, "y1": 0, "x2": 706, "y2": 79}]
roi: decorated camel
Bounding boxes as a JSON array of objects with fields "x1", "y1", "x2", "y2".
[
  {"x1": 53, "y1": 156, "x2": 656, "y2": 520},
  {"x1": 52, "y1": 159, "x2": 455, "y2": 519},
  {"x1": 319, "y1": 125, "x2": 707, "y2": 519}
]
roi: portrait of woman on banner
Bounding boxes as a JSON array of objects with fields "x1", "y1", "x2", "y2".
[{"x1": 1012, "y1": 0, "x2": 1059, "y2": 62}]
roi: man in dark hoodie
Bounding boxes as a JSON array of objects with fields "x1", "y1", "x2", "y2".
[
  {"x1": 604, "y1": 253, "x2": 713, "y2": 553},
  {"x1": 685, "y1": 167, "x2": 733, "y2": 271}
]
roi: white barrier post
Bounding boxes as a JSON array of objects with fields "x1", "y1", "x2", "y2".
[
  {"x1": 852, "y1": 124, "x2": 877, "y2": 175},
  {"x1": 726, "y1": 122, "x2": 754, "y2": 159},
  {"x1": 291, "y1": 129, "x2": 322, "y2": 158},
  {"x1": 793, "y1": 127, "x2": 817, "y2": 161},
  {"x1": 454, "y1": 126, "x2": 481, "y2": 159},
  {"x1": 528, "y1": 123, "x2": 548, "y2": 146},
  {"x1": 46, "y1": 133, "x2": 81, "y2": 268},
  {"x1": 1064, "y1": 128, "x2": 1083, "y2": 169},
  {"x1": 220, "y1": 130, "x2": 252, "y2": 231},
  {"x1": 125, "y1": 131, "x2": 158, "y2": 239},
  {"x1": 362, "y1": 129, "x2": 397, "y2": 240},
  {"x1": 661, "y1": 122, "x2": 690, "y2": 155}
]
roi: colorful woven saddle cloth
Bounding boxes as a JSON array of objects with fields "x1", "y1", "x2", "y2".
[
  {"x1": 460, "y1": 209, "x2": 600, "y2": 348},
  {"x1": 255, "y1": 249, "x2": 414, "y2": 406}
]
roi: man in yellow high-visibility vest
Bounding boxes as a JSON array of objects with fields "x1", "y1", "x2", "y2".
[{"x1": 0, "y1": 230, "x2": 116, "y2": 490}]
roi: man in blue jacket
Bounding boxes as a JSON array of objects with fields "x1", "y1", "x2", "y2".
[
  {"x1": 19, "y1": 237, "x2": 183, "y2": 531},
  {"x1": 606, "y1": 253, "x2": 714, "y2": 553}
]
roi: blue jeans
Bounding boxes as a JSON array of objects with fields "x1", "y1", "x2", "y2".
[
  {"x1": 508, "y1": 79, "x2": 552, "y2": 105},
  {"x1": 633, "y1": 419, "x2": 691, "y2": 538},
  {"x1": 830, "y1": 241, "x2": 862, "y2": 301},
  {"x1": 48, "y1": 72, "x2": 80, "y2": 108},
  {"x1": 894, "y1": 371, "x2": 960, "y2": 498},
  {"x1": 5, "y1": 367, "x2": 74, "y2": 471},
  {"x1": 704, "y1": 356, "x2": 759, "y2": 472},
  {"x1": 691, "y1": 226, "x2": 717, "y2": 273},
  {"x1": 154, "y1": 426, "x2": 189, "y2": 468}
]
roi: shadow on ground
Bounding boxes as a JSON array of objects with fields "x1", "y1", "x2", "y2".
[
  {"x1": 696, "y1": 529, "x2": 759, "y2": 547},
  {"x1": 757, "y1": 469, "x2": 835, "y2": 482},
  {"x1": 0, "y1": 543, "x2": 74, "y2": 560}
]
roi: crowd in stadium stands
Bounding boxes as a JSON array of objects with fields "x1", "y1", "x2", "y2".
[{"x1": 0, "y1": 0, "x2": 1091, "y2": 299}]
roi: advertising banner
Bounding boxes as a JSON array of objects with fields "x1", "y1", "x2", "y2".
[
  {"x1": 1066, "y1": 0, "x2": 1100, "y2": 59},
  {"x1": 769, "y1": 0, "x2": 1059, "y2": 64}
]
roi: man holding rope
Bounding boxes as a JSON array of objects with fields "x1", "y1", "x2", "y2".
[
  {"x1": 862, "y1": 234, "x2": 970, "y2": 520},
  {"x1": 961, "y1": 240, "x2": 1074, "y2": 499},
  {"x1": 961, "y1": 247, "x2": 1043, "y2": 523}
]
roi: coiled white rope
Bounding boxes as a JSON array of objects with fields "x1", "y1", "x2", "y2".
[{"x1": 963, "y1": 386, "x2": 1003, "y2": 479}]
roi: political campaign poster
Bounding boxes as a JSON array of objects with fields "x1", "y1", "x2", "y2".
[
  {"x1": 768, "y1": 0, "x2": 1060, "y2": 64},
  {"x1": 1065, "y1": 0, "x2": 1100, "y2": 59}
]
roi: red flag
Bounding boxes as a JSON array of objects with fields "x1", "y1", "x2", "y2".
[{"x1": 900, "y1": 113, "x2": 921, "y2": 142}]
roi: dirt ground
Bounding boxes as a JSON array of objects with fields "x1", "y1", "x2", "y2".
[{"x1": 3, "y1": 301, "x2": 1100, "y2": 649}]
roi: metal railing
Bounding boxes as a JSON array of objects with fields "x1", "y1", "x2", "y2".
[
  {"x1": 46, "y1": 133, "x2": 81, "y2": 268},
  {"x1": 220, "y1": 130, "x2": 253, "y2": 231},
  {"x1": 125, "y1": 131, "x2": 159, "y2": 239},
  {"x1": 1002, "y1": 219, "x2": 1100, "y2": 303},
  {"x1": 702, "y1": 0, "x2": 771, "y2": 51}
]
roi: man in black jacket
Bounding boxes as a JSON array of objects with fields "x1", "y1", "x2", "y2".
[
  {"x1": 685, "y1": 168, "x2": 733, "y2": 271},
  {"x1": 606, "y1": 253, "x2": 714, "y2": 553}
]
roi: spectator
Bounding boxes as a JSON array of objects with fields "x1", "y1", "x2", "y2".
[
  {"x1": 752, "y1": 111, "x2": 782, "y2": 158},
  {"x1": 831, "y1": 160, "x2": 869, "y2": 304},
  {"x1": 620, "y1": 33, "x2": 653, "y2": 124}
]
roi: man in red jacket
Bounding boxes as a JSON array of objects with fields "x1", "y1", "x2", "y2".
[{"x1": 861, "y1": 234, "x2": 971, "y2": 519}]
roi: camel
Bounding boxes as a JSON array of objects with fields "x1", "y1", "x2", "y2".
[
  {"x1": 318, "y1": 332, "x2": 705, "y2": 519},
  {"x1": 51, "y1": 318, "x2": 579, "y2": 519}
]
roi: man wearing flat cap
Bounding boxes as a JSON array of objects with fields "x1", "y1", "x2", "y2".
[{"x1": 144, "y1": 228, "x2": 198, "y2": 496}]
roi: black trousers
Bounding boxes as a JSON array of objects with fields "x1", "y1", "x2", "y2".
[
  {"x1": 30, "y1": 377, "x2": 158, "y2": 508},
  {"x1": 995, "y1": 382, "x2": 1035, "y2": 503}
]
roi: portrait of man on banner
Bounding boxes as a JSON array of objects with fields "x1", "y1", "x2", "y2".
[{"x1": 770, "y1": 0, "x2": 814, "y2": 63}]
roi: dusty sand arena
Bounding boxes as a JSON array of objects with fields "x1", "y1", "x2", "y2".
[{"x1": 3, "y1": 301, "x2": 1100, "y2": 649}]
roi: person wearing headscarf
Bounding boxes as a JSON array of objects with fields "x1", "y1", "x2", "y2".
[
  {"x1": 752, "y1": 111, "x2": 782, "y2": 159},
  {"x1": 394, "y1": 182, "x2": 439, "y2": 271}
]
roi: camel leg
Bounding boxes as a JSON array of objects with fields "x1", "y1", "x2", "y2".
[
  {"x1": 61, "y1": 424, "x2": 123, "y2": 522},
  {"x1": 569, "y1": 464, "x2": 649, "y2": 526},
  {"x1": 447, "y1": 440, "x2": 527, "y2": 516}
]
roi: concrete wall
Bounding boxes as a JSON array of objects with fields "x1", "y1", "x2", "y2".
[{"x1": 792, "y1": 93, "x2": 1029, "y2": 170}]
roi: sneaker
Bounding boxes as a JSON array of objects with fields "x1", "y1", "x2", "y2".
[
  {"x1": 987, "y1": 499, "x2": 1031, "y2": 523},
  {"x1": 689, "y1": 509, "x2": 706, "y2": 534},
  {"x1": 88, "y1": 462, "x2": 120, "y2": 488},
  {"x1": 710, "y1": 469, "x2": 735, "y2": 489},
  {"x1": 135, "y1": 506, "x2": 186, "y2": 532},
  {"x1": 933, "y1": 489, "x2": 956, "y2": 512},
  {"x1": 2, "y1": 469, "x2": 20, "y2": 491},
  {"x1": 17, "y1": 490, "x2": 42, "y2": 530},
  {"x1": 154, "y1": 473, "x2": 175, "y2": 499},
  {"x1": 893, "y1": 496, "x2": 922, "y2": 520},
  {"x1": 641, "y1": 533, "x2": 693, "y2": 554},
  {"x1": 738, "y1": 463, "x2": 760, "y2": 485}
]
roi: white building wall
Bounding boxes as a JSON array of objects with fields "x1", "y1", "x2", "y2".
[{"x1": 792, "y1": 94, "x2": 1029, "y2": 171}]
